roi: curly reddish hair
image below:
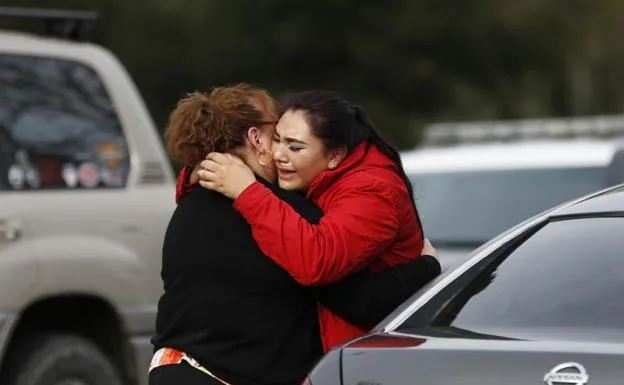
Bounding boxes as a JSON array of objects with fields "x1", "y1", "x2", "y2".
[{"x1": 165, "y1": 83, "x2": 277, "y2": 166}]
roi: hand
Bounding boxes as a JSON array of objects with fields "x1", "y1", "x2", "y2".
[
  {"x1": 421, "y1": 238, "x2": 437, "y2": 257},
  {"x1": 197, "y1": 152, "x2": 256, "y2": 199}
]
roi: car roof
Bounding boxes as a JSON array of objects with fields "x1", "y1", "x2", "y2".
[
  {"x1": 549, "y1": 184, "x2": 624, "y2": 217},
  {"x1": 401, "y1": 139, "x2": 623, "y2": 173},
  {"x1": 0, "y1": 29, "x2": 106, "y2": 61}
]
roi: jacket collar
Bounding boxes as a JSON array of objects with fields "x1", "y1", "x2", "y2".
[{"x1": 306, "y1": 142, "x2": 397, "y2": 200}]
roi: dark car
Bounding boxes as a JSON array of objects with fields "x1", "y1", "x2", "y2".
[{"x1": 307, "y1": 184, "x2": 624, "y2": 385}]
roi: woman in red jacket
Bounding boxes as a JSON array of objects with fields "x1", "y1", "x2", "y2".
[{"x1": 198, "y1": 90, "x2": 424, "y2": 350}]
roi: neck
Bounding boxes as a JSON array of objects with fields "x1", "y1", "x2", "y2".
[{"x1": 237, "y1": 149, "x2": 272, "y2": 181}]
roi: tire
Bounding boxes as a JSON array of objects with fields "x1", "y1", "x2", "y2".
[{"x1": 5, "y1": 334, "x2": 124, "y2": 385}]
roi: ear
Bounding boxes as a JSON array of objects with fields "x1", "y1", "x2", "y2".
[
  {"x1": 327, "y1": 146, "x2": 347, "y2": 170},
  {"x1": 246, "y1": 126, "x2": 263, "y2": 152}
]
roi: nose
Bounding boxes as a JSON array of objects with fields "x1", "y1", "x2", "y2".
[{"x1": 273, "y1": 143, "x2": 287, "y2": 163}]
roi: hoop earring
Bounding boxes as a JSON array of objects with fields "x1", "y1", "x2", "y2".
[{"x1": 258, "y1": 149, "x2": 272, "y2": 167}]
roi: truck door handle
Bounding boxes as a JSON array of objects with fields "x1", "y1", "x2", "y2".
[{"x1": 0, "y1": 220, "x2": 21, "y2": 242}]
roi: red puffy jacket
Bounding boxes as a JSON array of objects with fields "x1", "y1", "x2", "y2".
[
  {"x1": 175, "y1": 143, "x2": 423, "y2": 350},
  {"x1": 230, "y1": 143, "x2": 423, "y2": 350}
]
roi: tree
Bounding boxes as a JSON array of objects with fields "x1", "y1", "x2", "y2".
[{"x1": 3, "y1": 0, "x2": 624, "y2": 149}]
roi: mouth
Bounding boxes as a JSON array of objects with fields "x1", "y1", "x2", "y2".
[{"x1": 277, "y1": 168, "x2": 296, "y2": 180}]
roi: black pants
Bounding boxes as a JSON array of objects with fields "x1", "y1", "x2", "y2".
[{"x1": 149, "y1": 362, "x2": 224, "y2": 385}]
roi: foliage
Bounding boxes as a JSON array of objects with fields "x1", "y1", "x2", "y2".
[{"x1": 2, "y1": 0, "x2": 624, "y2": 149}]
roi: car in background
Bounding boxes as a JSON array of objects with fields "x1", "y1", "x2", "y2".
[
  {"x1": 402, "y1": 115, "x2": 624, "y2": 268},
  {"x1": 306, "y1": 183, "x2": 624, "y2": 385}
]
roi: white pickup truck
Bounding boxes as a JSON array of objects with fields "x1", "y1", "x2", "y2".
[{"x1": 0, "y1": 8, "x2": 175, "y2": 385}]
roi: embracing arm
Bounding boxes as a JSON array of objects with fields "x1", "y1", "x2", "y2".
[
  {"x1": 317, "y1": 254, "x2": 441, "y2": 328},
  {"x1": 255, "y1": 183, "x2": 440, "y2": 328},
  {"x1": 189, "y1": 157, "x2": 437, "y2": 328},
  {"x1": 233, "y1": 179, "x2": 403, "y2": 286},
  {"x1": 197, "y1": 152, "x2": 407, "y2": 285}
]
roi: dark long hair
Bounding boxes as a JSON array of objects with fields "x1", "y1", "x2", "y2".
[{"x1": 280, "y1": 91, "x2": 421, "y2": 228}]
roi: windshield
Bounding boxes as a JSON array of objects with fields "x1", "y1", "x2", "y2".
[{"x1": 409, "y1": 167, "x2": 607, "y2": 246}]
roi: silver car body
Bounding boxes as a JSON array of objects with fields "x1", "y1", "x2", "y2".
[
  {"x1": 402, "y1": 136, "x2": 624, "y2": 268},
  {"x1": 0, "y1": 30, "x2": 175, "y2": 385}
]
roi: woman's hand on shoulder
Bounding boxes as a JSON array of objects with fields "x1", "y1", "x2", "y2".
[{"x1": 197, "y1": 152, "x2": 256, "y2": 199}]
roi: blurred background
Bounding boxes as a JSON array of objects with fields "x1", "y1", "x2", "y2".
[
  {"x1": 3, "y1": 0, "x2": 624, "y2": 149},
  {"x1": 2, "y1": 2, "x2": 624, "y2": 384}
]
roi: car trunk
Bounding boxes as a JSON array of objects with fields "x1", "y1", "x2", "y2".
[{"x1": 340, "y1": 331, "x2": 624, "y2": 385}]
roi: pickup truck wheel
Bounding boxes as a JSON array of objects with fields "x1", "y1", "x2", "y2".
[{"x1": 6, "y1": 334, "x2": 123, "y2": 385}]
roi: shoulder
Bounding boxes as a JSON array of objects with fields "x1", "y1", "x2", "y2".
[
  {"x1": 177, "y1": 187, "x2": 235, "y2": 215},
  {"x1": 334, "y1": 167, "x2": 407, "y2": 201}
]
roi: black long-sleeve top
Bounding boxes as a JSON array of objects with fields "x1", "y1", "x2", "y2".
[{"x1": 152, "y1": 179, "x2": 439, "y2": 385}]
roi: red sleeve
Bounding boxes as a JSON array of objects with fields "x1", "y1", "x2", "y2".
[
  {"x1": 175, "y1": 167, "x2": 194, "y2": 204},
  {"x1": 232, "y1": 179, "x2": 403, "y2": 286}
]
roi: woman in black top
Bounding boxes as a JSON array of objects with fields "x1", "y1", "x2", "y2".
[{"x1": 150, "y1": 84, "x2": 440, "y2": 385}]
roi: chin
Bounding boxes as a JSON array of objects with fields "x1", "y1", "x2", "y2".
[
  {"x1": 279, "y1": 179, "x2": 309, "y2": 193},
  {"x1": 278, "y1": 179, "x2": 298, "y2": 191}
]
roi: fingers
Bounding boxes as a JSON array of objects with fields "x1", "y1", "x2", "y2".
[
  {"x1": 421, "y1": 237, "x2": 437, "y2": 257},
  {"x1": 206, "y1": 152, "x2": 246, "y2": 166},
  {"x1": 200, "y1": 159, "x2": 220, "y2": 173},
  {"x1": 206, "y1": 152, "x2": 227, "y2": 163},
  {"x1": 197, "y1": 160, "x2": 218, "y2": 182},
  {"x1": 199, "y1": 180, "x2": 218, "y2": 191},
  {"x1": 197, "y1": 169, "x2": 214, "y2": 182}
]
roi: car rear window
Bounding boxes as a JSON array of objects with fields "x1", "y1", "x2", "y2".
[{"x1": 400, "y1": 217, "x2": 624, "y2": 336}]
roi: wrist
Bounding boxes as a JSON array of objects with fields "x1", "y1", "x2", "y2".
[
  {"x1": 233, "y1": 181, "x2": 272, "y2": 216},
  {"x1": 234, "y1": 179, "x2": 256, "y2": 199}
]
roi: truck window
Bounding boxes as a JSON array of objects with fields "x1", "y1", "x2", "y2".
[{"x1": 0, "y1": 54, "x2": 129, "y2": 191}]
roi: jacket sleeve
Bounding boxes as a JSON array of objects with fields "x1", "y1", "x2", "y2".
[
  {"x1": 232, "y1": 179, "x2": 403, "y2": 286},
  {"x1": 316, "y1": 255, "x2": 441, "y2": 328}
]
